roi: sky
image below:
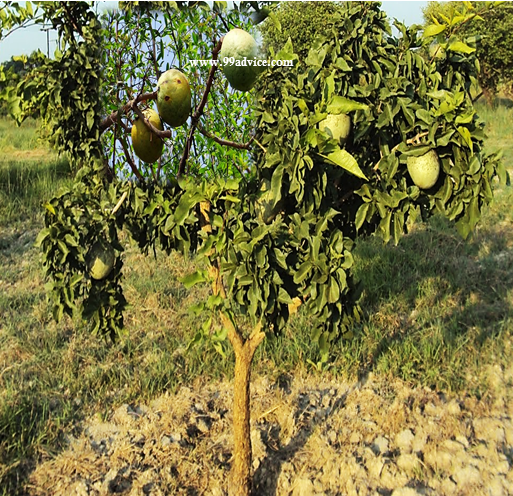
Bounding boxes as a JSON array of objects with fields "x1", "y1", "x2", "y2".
[{"x1": 0, "y1": 1, "x2": 429, "y2": 63}]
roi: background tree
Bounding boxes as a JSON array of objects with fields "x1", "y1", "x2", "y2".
[
  {"x1": 422, "y1": 1, "x2": 513, "y2": 101},
  {"x1": 0, "y1": 50, "x2": 46, "y2": 116},
  {"x1": 258, "y1": 1, "x2": 352, "y2": 59}
]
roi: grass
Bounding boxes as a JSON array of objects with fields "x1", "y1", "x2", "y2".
[{"x1": 0, "y1": 104, "x2": 512, "y2": 495}]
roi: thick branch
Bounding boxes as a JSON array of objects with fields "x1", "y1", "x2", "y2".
[{"x1": 99, "y1": 91, "x2": 157, "y2": 133}]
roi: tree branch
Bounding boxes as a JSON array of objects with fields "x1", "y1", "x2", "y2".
[
  {"x1": 197, "y1": 124, "x2": 253, "y2": 150},
  {"x1": 99, "y1": 91, "x2": 157, "y2": 133},
  {"x1": 178, "y1": 38, "x2": 223, "y2": 176}
]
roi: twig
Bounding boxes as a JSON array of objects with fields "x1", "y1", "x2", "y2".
[
  {"x1": 178, "y1": 38, "x2": 223, "y2": 176},
  {"x1": 111, "y1": 191, "x2": 128, "y2": 214},
  {"x1": 117, "y1": 136, "x2": 143, "y2": 181},
  {"x1": 197, "y1": 125, "x2": 254, "y2": 150},
  {"x1": 252, "y1": 138, "x2": 267, "y2": 154}
]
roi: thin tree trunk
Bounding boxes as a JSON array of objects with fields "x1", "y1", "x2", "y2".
[{"x1": 220, "y1": 312, "x2": 265, "y2": 496}]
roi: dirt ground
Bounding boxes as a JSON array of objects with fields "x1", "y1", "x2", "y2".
[{"x1": 28, "y1": 364, "x2": 513, "y2": 496}]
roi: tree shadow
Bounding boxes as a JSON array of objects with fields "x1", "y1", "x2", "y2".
[
  {"x1": 348, "y1": 214, "x2": 513, "y2": 387},
  {"x1": 251, "y1": 375, "x2": 368, "y2": 496}
]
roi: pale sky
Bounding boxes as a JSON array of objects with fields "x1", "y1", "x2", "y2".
[{"x1": 0, "y1": 1, "x2": 428, "y2": 63}]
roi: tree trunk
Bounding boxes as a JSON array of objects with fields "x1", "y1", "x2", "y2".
[{"x1": 220, "y1": 312, "x2": 265, "y2": 496}]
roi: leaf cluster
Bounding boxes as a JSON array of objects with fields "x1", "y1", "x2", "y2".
[{"x1": 422, "y1": 1, "x2": 513, "y2": 97}]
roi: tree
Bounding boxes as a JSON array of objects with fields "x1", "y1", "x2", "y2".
[
  {"x1": 422, "y1": 1, "x2": 513, "y2": 100},
  {"x1": 1, "y1": 1, "x2": 508, "y2": 496},
  {"x1": 258, "y1": 1, "x2": 350, "y2": 59},
  {"x1": 0, "y1": 50, "x2": 46, "y2": 116}
]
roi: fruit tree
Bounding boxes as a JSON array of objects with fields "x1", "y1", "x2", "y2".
[{"x1": 0, "y1": 1, "x2": 509, "y2": 495}]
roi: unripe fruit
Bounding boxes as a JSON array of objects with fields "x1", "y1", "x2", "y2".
[
  {"x1": 87, "y1": 240, "x2": 115, "y2": 280},
  {"x1": 407, "y1": 149, "x2": 441, "y2": 190},
  {"x1": 157, "y1": 69, "x2": 191, "y2": 127},
  {"x1": 131, "y1": 108, "x2": 164, "y2": 163},
  {"x1": 220, "y1": 28, "x2": 261, "y2": 92},
  {"x1": 319, "y1": 114, "x2": 352, "y2": 145}
]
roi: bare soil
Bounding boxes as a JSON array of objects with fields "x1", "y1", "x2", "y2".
[{"x1": 29, "y1": 365, "x2": 513, "y2": 496}]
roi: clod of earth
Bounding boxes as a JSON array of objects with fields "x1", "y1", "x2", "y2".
[
  {"x1": 157, "y1": 69, "x2": 191, "y2": 127},
  {"x1": 87, "y1": 240, "x2": 115, "y2": 280},
  {"x1": 219, "y1": 28, "x2": 262, "y2": 92},
  {"x1": 407, "y1": 149, "x2": 441, "y2": 190},
  {"x1": 131, "y1": 108, "x2": 164, "y2": 163}
]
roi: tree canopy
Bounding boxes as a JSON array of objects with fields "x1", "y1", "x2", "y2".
[
  {"x1": 258, "y1": 1, "x2": 352, "y2": 60},
  {"x1": 422, "y1": 1, "x2": 513, "y2": 99}
]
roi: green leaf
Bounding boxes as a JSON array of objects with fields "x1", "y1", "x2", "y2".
[
  {"x1": 423, "y1": 24, "x2": 446, "y2": 38},
  {"x1": 319, "y1": 149, "x2": 368, "y2": 180},
  {"x1": 457, "y1": 126, "x2": 473, "y2": 153},
  {"x1": 180, "y1": 270, "x2": 207, "y2": 289},
  {"x1": 447, "y1": 41, "x2": 476, "y2": 54},
  {"x1": 327, "y1": 96, "x2": 368, "y2": 114}
]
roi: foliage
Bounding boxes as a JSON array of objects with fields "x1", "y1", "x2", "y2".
[
  {"x1": 0, "y1": 51, "x2": 46, "y2": 116},
  {"x1": 258, "y1": 1, "x2": 351, "y2": 60},
  {"x1": 422, "y1": 1, "x2": 513, "y2": 98},
  {"x1": 1, "y1": 1, "x2": 510, "y2": 494}
]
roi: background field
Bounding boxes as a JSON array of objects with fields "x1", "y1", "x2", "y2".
[{"x1": 0, "y1": 102, "x2": 512, "y2": 495}]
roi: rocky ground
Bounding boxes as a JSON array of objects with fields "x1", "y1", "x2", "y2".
[{"x1": 29, "y1": 364, "x2": 513, "y2": 496}]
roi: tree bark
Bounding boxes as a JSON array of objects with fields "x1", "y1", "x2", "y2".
[{"x1": 220, "y1": 313, "x2": 265, "y2": 496}]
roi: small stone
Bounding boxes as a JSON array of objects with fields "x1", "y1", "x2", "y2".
[
  {"x1": 503, "y1": 421, "x2": 513, "y2": 445},
  {"x1": 424, "y1": 402, "x2": 439, "y2": 416},
  {"x1": 473, "y1": 418, "x2": 505, "y2": 444},
  {"x1": 455, "y1": 435, "x2": 469, "y2": 448},
  {"x1": 424, "y1": 449, "x2": 453, "y2": 473},
  {"x1": 396, "y1": 454, "x2": 421, "y2": 474},
  {"x1": 441, "y1": 477, "x2": 457, "y2": 495},
  {"x1": 442, "y1": 439, "x2": 465, "y2": 452},
  {"x1": 488, "y1": 477, "x2": 505, "y2": 496},
  {"x1": 292, "y1": 478, "x2": 315, "y2": 496},
  {"x1": 395, "y1": 429, "x2": 415, "y2": 453},
  {"x1": 446, "y1": 399, "x2": 461, "y2": 415},
  {"x1": 452, "y1": 466, "x2": 482, "y2": 488},
  {"x1": 391, "y1": 488, "x2": 422, "y2": 496},
  {"x1": 372, "y1": 435, "x2": 389, "y2": 455},
  {"x1": 349, "y1": 432, "x2": 362, "y2": 444}
]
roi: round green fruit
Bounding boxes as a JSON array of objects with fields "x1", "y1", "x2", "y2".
[
  {"x1": 220, "y1": 28, "x2": 261, "y2": 92},
  {"x1": 131, "y1": 108, "x2": 164, "y2": 163},
  {"x1": 407, "y1": 149, "x2": 441, "y2": 190},
  {"x1": 319, "y1": 114, "x2": 352, "y2": 145},
  {"x1": 87, "y1": 241, "x2": 116, "y2": 280},
  {"x1": 157, "y1": 69, "x2": 191, "y2": 127}
]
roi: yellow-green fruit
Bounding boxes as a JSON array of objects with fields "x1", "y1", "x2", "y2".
[
  {"x1": 131, "y1": 108, "x2": 164, "y2": 163},
  {"x1": 319, "y1": 114, "x2": 352, "y2": 145},
  {"x1": 157, "y1": 69, "x2": 191, "y2": 127},
  {"x1": 87, "y1": 241, "x2": 115, "y2": 280},
  {"x1": 220, "y1": 28, "x2": 261, "y2": 92},
  {"x1": 407, "y1": 150, "x2": 441, "y2": 190}
]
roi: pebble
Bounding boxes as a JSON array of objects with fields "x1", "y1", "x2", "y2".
[
  {"x1": 395, "y1": 429, "x2": 415, "y2": 453},
  {"x1": 292, "y1": 478, "x2": 315, "y2": 496},
  {"x1": 372, "y1": 435, "x2": 390, "y2": 455}
]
